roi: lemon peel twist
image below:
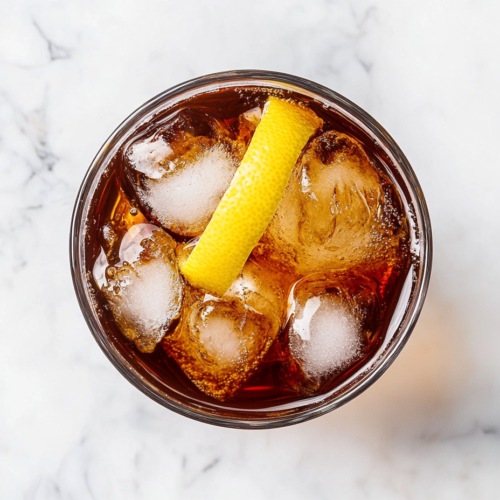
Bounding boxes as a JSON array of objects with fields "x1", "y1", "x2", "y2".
[{"x1": 181, "y1": 97, "x2": 323, "y2": 296}]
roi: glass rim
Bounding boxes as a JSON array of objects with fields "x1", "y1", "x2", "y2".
[{"x1": 70, "y1": 69, "x2": 433, "y2": 429}]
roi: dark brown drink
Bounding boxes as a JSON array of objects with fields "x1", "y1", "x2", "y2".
[{"x1": 84, "y1": 84, "x2": 412, "y2": 413}]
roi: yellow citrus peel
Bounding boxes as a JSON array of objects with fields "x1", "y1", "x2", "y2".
[{"x1": 181, "y1": 96, "x2": 322, "y2": 296}]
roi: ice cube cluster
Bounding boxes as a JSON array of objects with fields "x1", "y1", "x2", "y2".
[{"x1": 91, "y1": 105, "x2": 403, "y2": 401}]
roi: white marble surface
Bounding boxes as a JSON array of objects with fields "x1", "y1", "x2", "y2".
[{"x1": 1, "y1": 0, "x2": 499, "y2": 498}]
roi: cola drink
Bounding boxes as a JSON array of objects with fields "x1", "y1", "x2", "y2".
[{"x1": 73, "y1": 73, "x2": 428, "y2": 424}]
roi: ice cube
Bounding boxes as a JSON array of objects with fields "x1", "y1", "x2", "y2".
[
  {"x1": 123, "y1": 109, "x2": 245, "y2": 237},
  {"x1": 127, "y1": 136, "x2": 173, "y2": 179},
  {"x1": 118, "y1": 223, "x2": 158, "y2": 264},
  {"x1": 92, "y1": 190, "x2": 149, "y2": 285},
  {"x1": 100, "y1": 226, "x2": 183, "y2": 353},
  {"x1": 290, "y1": 296, "x2": 362, "y2": 379},
  {"x1": 163, "y1": 260, "x2": 285, "y2": 400},
  {"x1": 140, "y1": 142, "x2": 239, "y2": 236},
  {"x1": 92, "y1": 247, "x2": 109, "y2": 290},
  {"x1": 236, "y1": 106, "x2": 262, "y2": 147},
  {"x1": 97, "y1": 188, "x2": 148, "y2": 264},
  {"x1": 241, "y1": 106, "x2": 262, "y2": 127},
  {"x1": 254, "y1": 131, "x2": 408, "y2": 276},
  {"x1": 278, "y1": 271, "x2": 381, "y2": 395}
]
